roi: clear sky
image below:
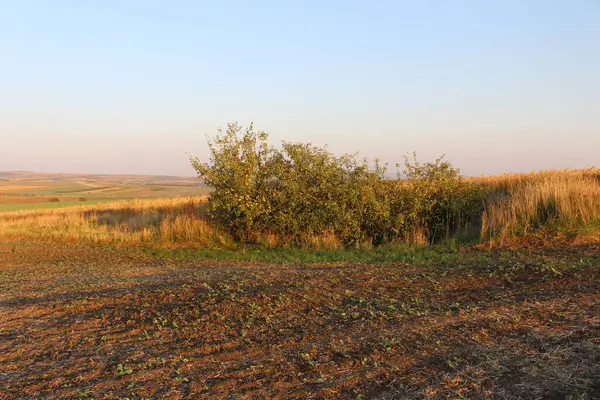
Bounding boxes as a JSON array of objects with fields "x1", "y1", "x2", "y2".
[{"x1": 1, "y1": 1, "x2": 598, "y2": 176}]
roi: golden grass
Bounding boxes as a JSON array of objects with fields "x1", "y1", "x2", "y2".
[
  {"x1": 77, "y1": 181, "x2": 104, "y2": 187},
  {"x1": 475, "y1": 169, "x2": 600, "y2": 243},
  {"x1": 0, "y1": 196, "x2": 233, "y2": 248},
  {"x1": 470, "y1": 168, "x2": 600, "y2": 192},
  {"x1": 0, "y1": 169, "x2": 599, "y2": 248}
]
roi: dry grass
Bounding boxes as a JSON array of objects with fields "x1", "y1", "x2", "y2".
[
  {"x1": 474, "y1": 169, "x2": 600, "y2": 244},
  {"x1": 0, "y1": 196, "x2": 232, "y2": 247},
  {"x1": 1, "y1": 169, "x2": 599, "y2": 248},
  {"x1": 470, "y1": 168, "x2": 600, "y2": 192}
]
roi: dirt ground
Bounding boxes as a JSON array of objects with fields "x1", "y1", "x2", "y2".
[{"x1": 0, "y1": 242, "x2": 599, "y2": 399}]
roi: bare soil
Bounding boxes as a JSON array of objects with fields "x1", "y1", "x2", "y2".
[{"x1": 0, "y1": 242, "x2": 599, "y2": 399}]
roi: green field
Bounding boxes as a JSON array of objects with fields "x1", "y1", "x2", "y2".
[
  {"x1": 0, "y1": 171, "x2": 211, "y2": 213},
  {"x1": 0, "y1": 200, "x2": 115, "y2": 213}
]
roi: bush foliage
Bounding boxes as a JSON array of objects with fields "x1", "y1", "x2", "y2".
[{"x1": 191, "y1": 123, "x2": 485, "y2": 246}]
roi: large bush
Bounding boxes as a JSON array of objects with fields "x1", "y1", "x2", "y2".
[
  {"x1": 396, "y1": 153, "x2": 486, "y2": 242},
  {"x1": 191, "y1": 123, "x2": 484, "y2": 246}
]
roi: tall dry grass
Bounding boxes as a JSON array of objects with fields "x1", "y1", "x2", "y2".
[
  {"x1": 1, "y1": 169, "x2": 599, "y2": 248},
  {"x1": 0, "y1": 196, "x2": 347, "y2": 249},
  {"x1": 476, "y1": 169, "x2": 600, "y2": 243},
  {"x1": 0, "y1": 196, "x2": 233, "y2": 247}
]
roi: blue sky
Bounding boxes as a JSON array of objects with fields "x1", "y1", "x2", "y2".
[{"x1": 1, "y1": 1, "x2": 598, "y2": 176}]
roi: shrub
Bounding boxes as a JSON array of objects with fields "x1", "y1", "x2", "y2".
[
  {"x1": 49, "y1": 197, "x2": 61, "y2": 203},
  {"x1": 191, "y1": 123, "x2": 483, "y2": 246},
  {"x1": 397, "y1": 153, "x2": 486, "y2": 243},
  {"x1": 191, "y1": 123, "x2": 272, "y2": 241}
]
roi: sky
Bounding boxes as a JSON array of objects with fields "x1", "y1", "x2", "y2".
[{"x1": 1, "y1": 0, "x2": 598, "y2": 176}]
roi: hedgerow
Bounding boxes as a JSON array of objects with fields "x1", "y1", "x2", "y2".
[{"x1": 191, "y1": 123, "x2": 485, "y2": 246}]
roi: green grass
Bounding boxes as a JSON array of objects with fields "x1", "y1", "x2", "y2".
[
  {"x1": 0, "y1": 176, "x2": 212, "y2": 214},
  {"x1": 0, "y1": 199, "x2": 115, "y2": 213},
  {"x1": 142, "y1": 243, "x2": 470, "y2": 264},
  {"x1": 53, "y1": 186, "x2": 116, "y2": 194},
  {"x1": 141, "y1": 243, "x2": 598, "y2": 280},
  {"x1": 0, "y1": 178, "x2": 211, "y2": 199}
]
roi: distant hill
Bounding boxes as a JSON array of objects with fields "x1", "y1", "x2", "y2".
[{"x1": 0, "y1": 171, "x2": 204, "y2": 186}]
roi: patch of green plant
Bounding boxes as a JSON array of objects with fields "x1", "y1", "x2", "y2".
[
  {"x1": 142, "y1": 243, "x2": 468, "y2": 264},
  {"x1": 0, "y1": 199, "x2": 112, "y2": 213},
  {"x1": 115, "y1": 363, "x2": 134, "y2": 377}
]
